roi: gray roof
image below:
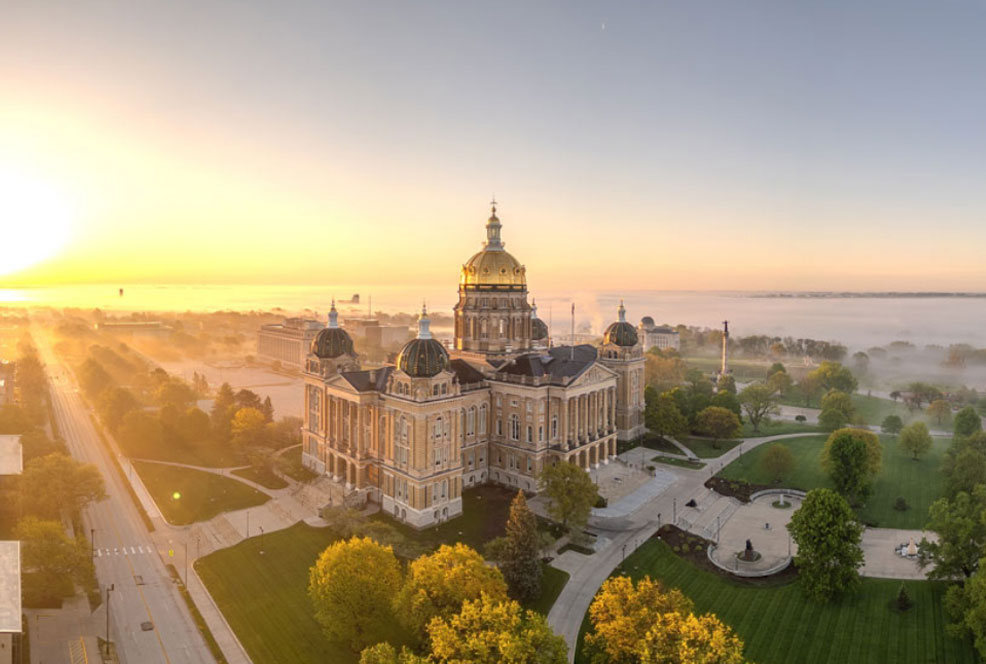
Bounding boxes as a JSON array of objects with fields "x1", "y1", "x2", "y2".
[
  {"x1": 340, "y1": 367, "x2": 394, "y2": 392},
  {"x1": 650, "y1": 326, "x2": 678, "y2": 335},
  {"x1": 494, "y1": 345, "x2": 598, "y2": 384},
  {"x1": 0, "y1": 541, "x2": 20, "y2": 633},
  {"x1": 0, "y1": 435, "x2": 22, "y2": 476}
]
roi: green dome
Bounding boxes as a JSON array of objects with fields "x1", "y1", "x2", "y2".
[
  {"x1": 311, "y1": 327, "x2": 354, "y2": 359},
  {"x1": 604, "y1": 321, "x2": 638, "y2": 347},
  {"x1": 397, "y1": 338, "x2": 449, "y2": 377},
  {"x1": 532, "y1": 317, "x2": 549, "y2": 341}
]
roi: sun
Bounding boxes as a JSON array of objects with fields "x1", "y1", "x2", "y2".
[{"x1": 0, "y1": 167, "x2": 74, "y2": 278}]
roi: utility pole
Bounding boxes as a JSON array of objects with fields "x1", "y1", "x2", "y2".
[{"x1": 105, "y1": 583, "x2": 115, "y2": 654}]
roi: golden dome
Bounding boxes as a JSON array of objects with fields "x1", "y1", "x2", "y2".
[
  {"x1": 461, "y1": 249, "x2": 526, "y2": 286},
  {"x1": 459, "y1": 203, "x2": 527, "y2": 287}
]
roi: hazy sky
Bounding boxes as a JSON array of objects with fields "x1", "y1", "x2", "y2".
[{"x1": 3, "y1": 1, "x2": 985, "y2": 291}]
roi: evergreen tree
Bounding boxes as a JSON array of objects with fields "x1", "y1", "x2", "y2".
[{"x1": 499, "y1": 491, "x2": 542, "y2": 602}]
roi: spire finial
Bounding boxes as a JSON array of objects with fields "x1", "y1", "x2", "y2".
[
  {"x1": 418, "y1": 301, "x2": 432, "y2": 340},
  {"x1": 328, "y1": 297, "x2": 339, "y2": 328},
  {"x1": 618, "y1": 299, "x2": 626, "y2": 323},
  {"x1": 491, "y1": 195, "x2": 497, "y2": 214}
]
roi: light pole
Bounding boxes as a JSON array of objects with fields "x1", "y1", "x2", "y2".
[
  {"x1": 672, "y1": 498, "x2": 677, "y2": 525},
  {"x1": 246, "y1": 510, "x2": 250, "y2": 537},
  {"x1": 184, "y1": 540, "x2": 188, "y2": 585},
  {"x1": 622, "y1": 543, "x2": 626, "y2": 562},
  {"x1": 105, "y1": 583, "x2": 115, "y2": 654},
  {"x1": 91, "y1": 528, "x2": 95, "y2": 559},
  {"x1": 260, "y1": 526, "x2": 265, "y2": 555}
]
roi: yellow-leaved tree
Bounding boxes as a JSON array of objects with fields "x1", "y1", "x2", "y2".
[
  {"x1": 308, "y1": 536, "x2": 403, "y2": 653},
  {"x1": 585, "y1": 576, "x2": 746, "y2": 664},
  {"x1": 393, "y1": 542, "x2": 508, "y2": 644}
]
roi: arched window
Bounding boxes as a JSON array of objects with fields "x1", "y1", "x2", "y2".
[
  {"x1": 510, "y1": 414, "x2": 520, "y2": 441},
  {"x1": 467, "y1": 407, "x2": 475, "y2": 436}
]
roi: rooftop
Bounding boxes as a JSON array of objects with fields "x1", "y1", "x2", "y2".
[
  {"x1": 0, "y1": 541, "x2": 20, "y2": 633},
  {"x1": 0, "y1": 435, "x2": 22, "y2": 476}
]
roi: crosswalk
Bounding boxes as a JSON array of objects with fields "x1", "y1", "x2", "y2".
[{"x1": 95, "y1": 544, "x2": 154, "y2": 557}]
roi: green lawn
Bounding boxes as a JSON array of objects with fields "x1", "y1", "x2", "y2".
[
  {"x1": 717, "y1": 434, "x2": 947, "y2": 528},
  {"x1": 197, "y1": 499, "x2": 570, "y2": 664},
  {"x1": 277, "y1": 445, "x2": 320, "y2": 482},
  {"x1": 134, "y1": 461, "x2": 270, "y2": 525},
  {"x1": 232, "y1": 465, "x2": 289, "y2": 490},
  {"x1": 742, "y1": 419, "x2": 821, "y2": 437},
  {"x1": 640, "y1": 434, "x2": 682, "y2": 455},
  {"x1": 680, "y1": 436, "x2": 741, "y2": 458},
  {"x1": 119, "y1": 434, "x2": 245, "y2": 467},
  {"x1": 197, "y1": 523, "x2": 355, "y2": 664},
  {"x1": 576, "y1": 539, "x2": 974, "y2": 663},
  {"x1": 683, "y1": 356, "x2": 772, "y2": 383}
]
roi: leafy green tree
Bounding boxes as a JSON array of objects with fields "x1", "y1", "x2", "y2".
[
  {"x1": 880, "y1": 414, "x2": 904, "y2": 437},
  {"x1": 491, "y1": 491, "x2": 543, "y2": 602},
  {"x1": 767, "y1": 362, "x2": 786, "y2": 378},
  {"x1": 954, "y1": 406, "x2": 983, "y2": 440},
  {"x1": 928, "y1": 399, "x2": 952, "y2": 425},
  {"x1": 15, "y1": 516, "x2": 92, "y2": 603},
  {"x1": 585, "y1": 575, "x2": 745, "y2": 664},
  {"x1": 78, "y1": 358, "x2": 112, "y2": 398},
  {"x1": 809, "y1": 361, "x2": 858, "y2": 394},
  {"x1": 308, "y1": 536, "x2": 403, "y2": 652},
  {"x1": 393, "y1": 543, "x2": 507, "y2": 644},
  {"x1": 97, "y1": 386, "x2": 139, "y2": 432},
  {"x1": 919, "y1": 485, "x2": 986, "y2": 580},
  {"x1": 716, "y1": 373, "x2": 737, "y2": 395},
  {"x1": 767, "y1": 370, "x2": 792, "y2": 397},
  {"x1": 899, "y1": 421, "x2": 932, "y2": 460},
  {"x1": 18, "y1": 453, "x2": 106, "y2": 519},
  {"x1": 788, "y1": 488, "x2": 864, "y2": 602},
  {"x1": 645, "y1": 393, "x2": 688, "y2": 440},
  {"x1": 710, "y1": 390, "x2": 742, "y2": 418},
  {"x1": 425, "y1": 594, "x2": 567, "y2": 664},
  {"x1": 738, "y1": 383, "x2": 778, "y2": 433},
  {"x1": 762, "y1": 444, "x2": 795, "y2": 483},
  {"x1": 797, "y1": 373, "x2": 823, "y2": 407},
  {"x1": 211, "y1": 382, "x2": 236, "y2": 439},
  {"x1": 945, "y1": 445, "x2": 986, "y2": 498},
  {"x1": 231, "y1": 406, "x2": 267, "y2": 447},
  {"x1": 539, "y1": 463, "x2": 596, "y2": 534},
  {"x1": 944, "y1": 555, "x2": 986, "y2": 659},
  {"x1": 818, "y1": 389, "x2": 855, "y2": 431},
  {"x1": 822, "y1": 428, "x2": 881, "y2": 504},
  {"x1": 262, "y1": 395, "x2": 275, "y2": 422},
  {"x1": 694, "y1": 406, "x2": 741, "y2": 450},
  {"x1": 907, "y1": 382, "x2": 943, "y2": 409},
  {"x1": 117, "y1": 410, "x2": 165, "y2": 457}
]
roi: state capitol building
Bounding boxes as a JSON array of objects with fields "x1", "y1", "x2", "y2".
[{"x1": 301, "y1": 204, "x2": 645, "y2": 528}]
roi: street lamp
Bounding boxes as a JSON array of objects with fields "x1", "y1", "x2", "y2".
[
  {"x1": 91, "y1": 528, "x2": 95, "y2": 559},
  {"x1": 622, "y1": 543, "x2": 626, "y2": 561},
  {"x1": 260, "y1": 526, "x2": 265, "y2": 555}
]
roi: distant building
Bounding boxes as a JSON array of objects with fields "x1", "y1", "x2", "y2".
[
  {"x1": 342, "y1": 318, "x2": 411, "y2": 349},
  {"x1": 638, "y1": 317, "x2": 680, "y2": 351},
  {"x1": 94, "y1": 320, "x2": 172, "y2": 338},
  {"x1": 257, "y1": 318, "x2": 324, "y2": 369},
  {"x1": 0, "y1": 435, "x2": 22, "y2": 664},
  {"x1": 0, "y1": 362, "x2": 13, "y2": 406},
  {"x1": 301, "y1": 204, "x2": 644, "y2": 528}
]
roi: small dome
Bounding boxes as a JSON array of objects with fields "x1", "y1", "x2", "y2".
[
  {"x1": 397, "y1": 338, "x2": 449, "y2": 377},
  {"x1": 311, "y1": 327, "x2": 354, "y2": 359},
  {"x1": 604, "y1": 300, "x2": 638, "y2": 347},
  {"x1": 532, "y1": 317, "x2": 549, "y2": 341},
  {"x1": 640, "y1": 316, "x2": 655, "y2": 328},
  {"x1": 397, "y1": 304, "x2": 450, "y2": 377}
]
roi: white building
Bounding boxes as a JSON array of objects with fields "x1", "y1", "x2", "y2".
[
  {"x1": 257, "y1": 318, "x2": 325, "y2": 369},
  {"x1": 638, "y1": 317, "x2": 680, "y2": 351}
]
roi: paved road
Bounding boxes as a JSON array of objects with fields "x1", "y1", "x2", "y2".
[{"x1": 39, "y1": 341, "x2": 215, "y2": 664}]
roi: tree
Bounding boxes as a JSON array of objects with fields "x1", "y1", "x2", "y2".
[
  {"x1": 809, "y1": 361, "x2": 858, "y2": 394},
  {"x1": 797, "y1": 373, "x2": 823, "y2": 407},
  {"x1": 78, "y1": 358, "x2": 112, "y2": 398},
  {"x1": 852, "y1": 351, "x2": 870, "y2": 374},
  {"x1": 821, "y1": 428, "x2": 881, "y2": 504},
  {"x1": 907, "y1": 382, "x2": 942, "y2": 409},
  {"x1": 889, "y1": 390, "x2": 901, "y2": 403},
  {"x1": 762, "y1": 444, "x2": 795, "y2": 483},
  {"x1": 880, "y1": 414, "x2": 904, "y2": 437},
  {"x1": 585, "y1": 575, "x2": 745, "y2": 664},
  {"x1": 493, "y1": 491, "x2": 544, "y2": 602},
  {"x1": 308, "y1": 536, "x2": 403, "y2": 652},
  {"x1": 18, "y1": 453, "x2": 106, "y2": 519},
  {"x1": 945, "y1": 445, "x2": 986, "y2": 498},
  {"x1": 694, "y1": 406, "x2": 741, "y2": 449},
  {"x1": 15, "y1": 516, "x2": 91, "y2": 603},
  {"x1": 645, "y1": 393, "x2": 688, "y2": 440},
  {"x1": 709, "y1": 390, "x2": 741, "y2": 419},
  {"x1": 919, "y1": 485, "x2": 986, "y2": 580},
  {"x1": 716, "y1": 373, "x2": 737, "y2": 395},
  {"x1": 359, "y1": 644, "x2": 428, "y2": 664},
  {"x1": 540, "y1": 462, "x2": 596, "y2": 534},
  {"x1": 231, "y1": 407, "x2": 267, "y2": 447},
  {"x1": 261, "y1": 395, "x2": 275, "y2": 422},
  {"x1": 899, "y1": 421, "x2": 932, "y2": 460},
  {"x1": 117, "y1": 410, "x2": 165, "y2": 457},
  {"x1": 211, "y1": 382, "x2": 236, "y2": 439},
  {"x1": 738, "y1": 383, "x2": 778, "y2": 433},
  {"x1": 393, "y1": 543, "x2": 507, "y2": 644},
  {"x1": 425, "y1": 594, "x2": 567, "y2": 664},
  {"x1": 818, "y1": 389, "x2": 855, "y2": 431},
  {"x1": 928, "y1": 399, "x2": 952, "y2": 425},
  {"x1": 954, "y1": 406, "x2": 983, "y2": 440},
  {"x1": 767, "y1": 370, "x2": 792, "y2": 397},
  {"x1": 97, "y1": 386, "x2": 139, "y2": 432},
  {"x1": 644, "y1": 353, "x2": 686, "y2": 391},
  {"x1": 944, "y1": 556, "x2": 986, "y2": 659},
  {"x1": 788, "y1": 489, "x2": 864, "y2": 602}
]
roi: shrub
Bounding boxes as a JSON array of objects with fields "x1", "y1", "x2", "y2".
[
  {"x1": 681, "y1": 544, "x2": 690, "y2": 554},
  {"x1": 673, "y1": 546, "x2": 680, "y2": 553},
  {"x1": 896, "y1": 583, "x2": 912, "y2": 611},
  {"x1": 795, "y1": 415, "x2": 807, "y2": 423},
  {"x1": 594, "y1": 494, "x2": 608, "y2": 508},
  {"x1": 893, "y1": 497, "x2": 909, "y2": 511}
]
